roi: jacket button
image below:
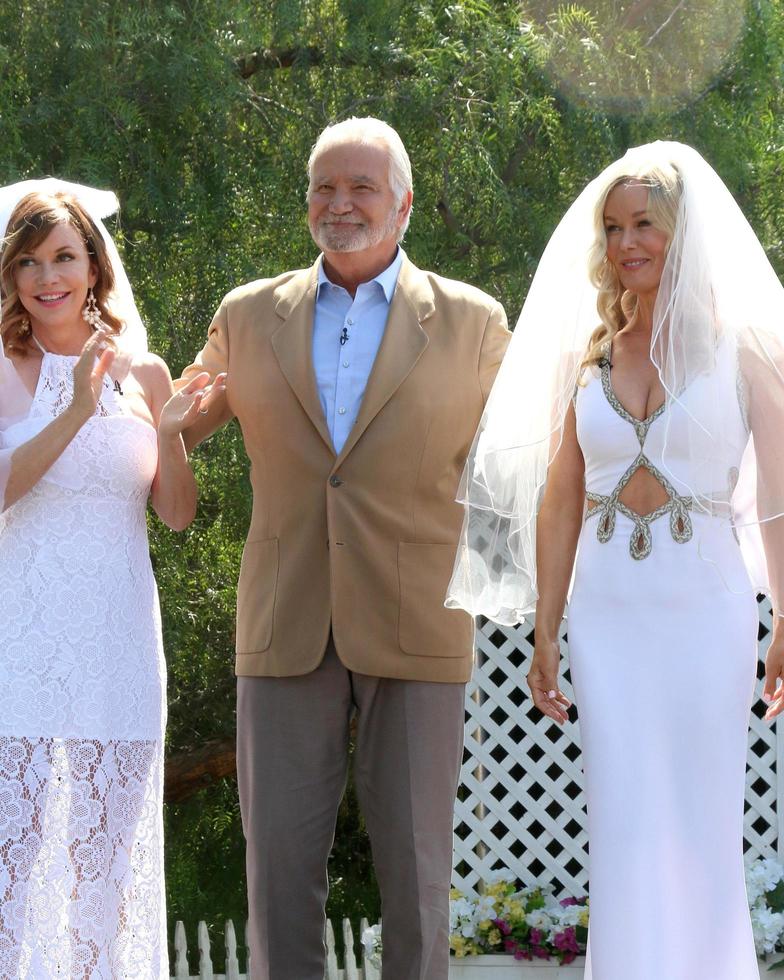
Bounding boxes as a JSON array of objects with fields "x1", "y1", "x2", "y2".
[{"x1": 329, "y1": 475, "x2": 343, "y2": 487}]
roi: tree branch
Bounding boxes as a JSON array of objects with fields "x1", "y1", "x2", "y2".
[
  {"x1": 645, "y1": 1, "x2": 687, "y2": 47},
  {"x1": 501, "y1": 132, "x2": 537, "y2": 185},
  {"x1": 436, "y1": 199, "x2": 489, "y2": 255},
  {"x1": 235, "y1": 47, "x2": 416, "y2": 79},
  {"x1": 164, "y1": 737, "x2": 236, "y2": 804},
  {"x1": 237, "y1": 46, "x2": 324, "y2": 77}
]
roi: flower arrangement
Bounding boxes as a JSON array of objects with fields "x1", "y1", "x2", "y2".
[
  {"x1": 361, "y1": 859, "x2": 784, "y2": 970},
  {"x1": 449, "y1": 874, "x2": 588, "y2": 964},
  {"x1": 747, "y1": 857, "x2": 784, "y2": 963}
]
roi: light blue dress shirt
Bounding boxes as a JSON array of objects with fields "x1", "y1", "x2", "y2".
[{"x1": 312, "y1": 248, "x2": 404, "y2": 454}]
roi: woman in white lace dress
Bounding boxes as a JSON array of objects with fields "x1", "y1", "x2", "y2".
[{"x1": 0, "y1": 180, "x2": 218, "y2": 979}]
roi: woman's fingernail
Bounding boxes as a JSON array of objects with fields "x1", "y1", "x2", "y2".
[
  {"x1": 763, "y1": 693, "x2": 773, "y2": 703},
  {"x1": 548, "y1": 690, "x2": 556, "y2": 699}
]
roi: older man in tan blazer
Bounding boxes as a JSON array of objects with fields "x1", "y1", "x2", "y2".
[{"x1": 181, "y1": 117, "x2": 509, "y2": 980}]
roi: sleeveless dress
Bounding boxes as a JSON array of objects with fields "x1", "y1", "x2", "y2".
[
  {"x1": 568, "y1": 343, "x2": 760, "y2": 980},
  {"x1": 0, "y1": 351, "x2": 168, "y2": 979}
]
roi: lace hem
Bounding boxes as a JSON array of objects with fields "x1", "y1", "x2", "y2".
[{"x1": 0, "y1": 736, "x2": 167, "y2": 979}]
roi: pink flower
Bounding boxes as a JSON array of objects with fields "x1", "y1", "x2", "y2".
[{"x1": 554, "y1": 927, "x2": 580, "y2": 954}]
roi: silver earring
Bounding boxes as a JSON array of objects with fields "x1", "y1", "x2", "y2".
[{"x1": 82, "y1": 288, "x2": 104, "y2": 329}]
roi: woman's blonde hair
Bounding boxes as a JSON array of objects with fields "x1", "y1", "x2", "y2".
[
  {"x1": 582, "y1": 160, "x2": 683, "y2": 369},
  {"x1": 0, "y1": 190, "x2": 123, "y2": 357}
]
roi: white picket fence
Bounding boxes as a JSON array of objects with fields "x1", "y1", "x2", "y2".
[
  {"x1": 170, "y1": 919, "x2": 601, "y2": 978},
  {"x1": 170, "y1": 917, "x2": 380, "y2": 980}
]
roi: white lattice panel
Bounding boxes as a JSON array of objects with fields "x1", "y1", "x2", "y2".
[{"x1": 453, "y1": 597, "x2": 784, "y2": 897}]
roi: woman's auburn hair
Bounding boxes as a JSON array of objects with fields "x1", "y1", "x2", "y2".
[
  {"x1": 581, "y1": 161, "x2": 683, "y2": 372},
  {"x1": 0, "y1": 191, "x2": 124, "y2": 357}
]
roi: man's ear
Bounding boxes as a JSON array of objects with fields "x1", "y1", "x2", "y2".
[{"x1": 398, "y1": 189, "x2": 414, "y2": 225}]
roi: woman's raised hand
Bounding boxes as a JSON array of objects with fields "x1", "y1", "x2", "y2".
[
  {"x1": 527, "y1": 636, "x2": 571, "y2": 725},
  {"x1": 69, "y1": 329, "x2": 116, "y2": 423},
  {"x1": 158, "y1": 372, "x2": 227, "y2": 439}
]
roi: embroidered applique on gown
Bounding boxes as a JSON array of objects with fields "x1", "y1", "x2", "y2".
[
  {"x1": 568, "y1": 343, "x2": 760, "y2": 980},
  {"x1": 0, "y1": 352, "x2": 168, "y2": 979}
]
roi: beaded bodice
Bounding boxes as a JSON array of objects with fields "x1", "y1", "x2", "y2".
[{"x1": 575, "y1": 343, "x2": 749, "y2": 560}]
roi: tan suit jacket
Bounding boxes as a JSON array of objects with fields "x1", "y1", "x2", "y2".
[{"x1": 182, "y1": 255, "x2": 509, "y2": 682}]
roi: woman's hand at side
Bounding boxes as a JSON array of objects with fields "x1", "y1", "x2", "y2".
[
  {"x1": 763, "y1": 628, "x2": 784, "y2": 721},
  {"x1": 528, "y1": 636, "x2": 571, "y2": 724},
  {"x1": 526, "y1": 401, "x2": 584, "y2": 726}
]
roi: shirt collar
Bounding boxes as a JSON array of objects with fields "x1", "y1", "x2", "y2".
[{"x1": 317, "y1": 247, "x2": 404, "y2": 303}]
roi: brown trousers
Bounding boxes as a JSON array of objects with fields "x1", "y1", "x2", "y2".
[{"x1": 236, "y1": 638, "x2": 465, "y2": 980}]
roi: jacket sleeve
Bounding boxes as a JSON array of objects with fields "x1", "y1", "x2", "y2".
[{"x1": 478, "y1": 300, "x2": 511, "y2": 402}]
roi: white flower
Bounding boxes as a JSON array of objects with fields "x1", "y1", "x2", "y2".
[
  {"x1": 361, "y1": 924, "x2": 382, "y2": 968},
  {"x1": 449, "y1": 896, "x2": 476, "y2": 932},
  {"x1": 549, "y1": 902, "x2": 582, "y2": 928},
  {"x1": 750, "y1": 905, "x2": 784, "y2": 956},
  {"x1": 746, "y1": 858, "x2": 784, "y2": 907},
  {"x1": 475, "y1": 895, "x2": 497, "y2": 920},
  {"x1": 485, "y1": 869, "x2": 516, "y2": 886},
  {"x1": 526, "y1": 909, "x2": 554, "y2": 933}
]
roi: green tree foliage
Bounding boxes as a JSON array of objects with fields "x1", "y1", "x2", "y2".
[{"x1": 2, "y1": 0, "x2": 784, "y2": 963}]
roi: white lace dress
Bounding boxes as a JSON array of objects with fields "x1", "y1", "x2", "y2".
[{"x1": 0, "y1": 351, "x2": 167, "y2": 979}]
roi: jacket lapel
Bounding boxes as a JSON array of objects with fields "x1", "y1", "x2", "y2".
[
  {"x1": 270, "y1": 261, "x2": 334, "y2": 454},
  {"x1": 335, "y1": 257, "x2": 433, "y2": 465}
]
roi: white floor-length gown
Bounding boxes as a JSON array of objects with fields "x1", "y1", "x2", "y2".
[
  {"x1": 567, "y1": 343, "x2": 760, "y2": 980},
  {"x1": 0, "y1": 350, "x2": 167, "y2": 978}
]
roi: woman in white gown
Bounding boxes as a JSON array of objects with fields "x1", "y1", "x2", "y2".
[
  {"x1": 0, "y1": 180, "x2": 218, "y2": 978},
  {"x1": 448, "y1": 143, "x2": 784, "y2": 980}
]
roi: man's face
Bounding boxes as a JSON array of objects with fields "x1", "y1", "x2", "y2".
[{"x1": 308, "y1": 140, "x2": 407, "y2": 255}]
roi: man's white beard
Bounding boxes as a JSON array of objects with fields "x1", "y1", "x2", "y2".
[{"x1": 311, "y1": 207, "x2": 399, "y2": 253}]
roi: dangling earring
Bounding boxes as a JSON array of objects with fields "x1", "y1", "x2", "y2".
[
  {"x1": 19, "y1": 314, "x2": 31, "y2": 335},
  {"x1": 82, "y1": 288, "x2": 105, "y2": 329}
]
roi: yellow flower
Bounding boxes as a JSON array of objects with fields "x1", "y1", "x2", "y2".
[
  {"x1": 450, "y1": 936, "x2": 480, "y2": 957},
  {"x1": 485, "y1": 880, "x2": 513, "y2": 898}
]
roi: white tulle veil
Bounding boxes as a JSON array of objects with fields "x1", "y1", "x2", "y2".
[{"x1": 447, "y1": 141, "x2": 784, "y2": 624}]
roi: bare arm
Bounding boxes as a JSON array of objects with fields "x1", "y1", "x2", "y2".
[
  {"x1": 527, "y1": 401, "x2": 585, "y2": 725},
  {"x1": 137, "y1": 355, "x2": 214, "y2": 532},
  {"x1": 4, "y1": 333, "x2": 114, "y2": 510},
  {"x1": 741, "y1": 342, "x2": 784, "y2": 720},
  {"x1": 177, "y1": 300, "x2": 234, "y2": 453}
]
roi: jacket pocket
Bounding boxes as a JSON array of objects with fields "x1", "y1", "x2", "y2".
[
  {"x1": 236, "y1": 537, "x2": 278, "y2": 654},
  {"x1": 398, "y1": 542, "x2": 471, "y2": 657}
]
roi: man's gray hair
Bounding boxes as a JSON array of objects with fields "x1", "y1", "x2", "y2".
[{"x1": 307, "y1": 117, "x2": 413, "y2": 240}]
